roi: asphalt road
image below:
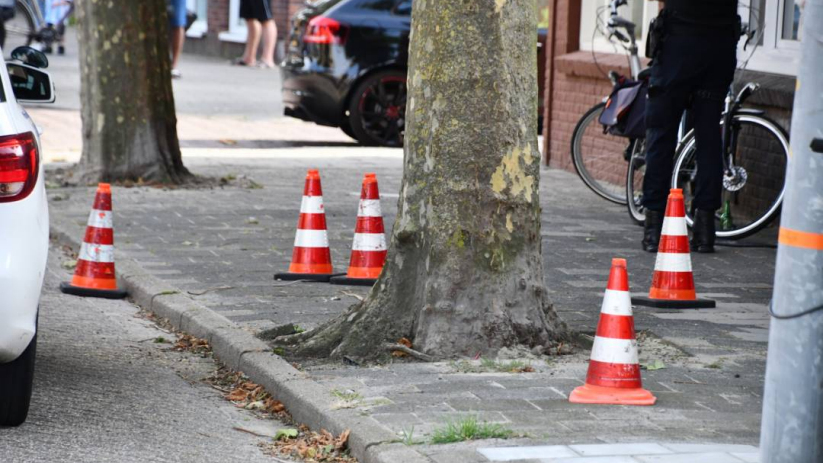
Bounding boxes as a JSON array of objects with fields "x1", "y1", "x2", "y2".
[{"x1": 0, "y1": 246, "x2": 293, "y2": 463}]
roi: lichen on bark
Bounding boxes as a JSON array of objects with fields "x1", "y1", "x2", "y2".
[{"x1": 277, "y1": 0, "x2": 569, "y2": 363}]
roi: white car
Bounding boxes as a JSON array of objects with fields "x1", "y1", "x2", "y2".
[{"x1": 0, "y1": 46, "x2": 55, "y2": 427}]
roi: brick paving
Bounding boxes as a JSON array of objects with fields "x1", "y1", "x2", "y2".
[{"x1": 48, "y1": 152, "x2": 776, "y2": 462}]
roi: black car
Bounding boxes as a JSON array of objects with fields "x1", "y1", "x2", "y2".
[{"x1": 281, "y1": 0, "x2": 547, "y2": 147}]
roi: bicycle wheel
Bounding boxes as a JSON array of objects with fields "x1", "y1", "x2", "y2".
[
  {"x1": 625, "y1": 138, "x2": 646, "y2": 226},
  {"x1": 571, "y1": 102, "x2": 629, "y2": 205},
  {"x1": 3, "y1": 1, "x2": 35, "y2": 54},
  {"x1": 672, "y1": 113, "x2": 789, "y2": 240}
]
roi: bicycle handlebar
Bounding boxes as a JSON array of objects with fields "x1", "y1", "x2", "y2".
[
  {"x1": 607, "y1": 15, "x2": 636, "y2": 44},
  {"x1": 610, "y1": 0, "x2": 627, "y2": 16}
]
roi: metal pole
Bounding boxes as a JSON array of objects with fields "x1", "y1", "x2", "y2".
[{"x1": 759, "y1": 0, "x2": 823, "y2": 461}]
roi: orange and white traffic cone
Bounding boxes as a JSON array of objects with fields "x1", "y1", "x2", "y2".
[
  {"x1": 275, "y1": 169, "x2": 340, "y2": 282},
  {"x1": 60, "y1": 183, "x2": 127, "y2": 299},
  {"x1": 570, "y1": 258, "x2": 656, "y2": 406},
  {"x1": 632, "y1": 189, "x2": 715, "y2": 309},
  {"x1": 331, "y1": 173, "x2": 387, "y2": 286}
]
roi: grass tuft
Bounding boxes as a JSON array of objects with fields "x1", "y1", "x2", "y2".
[
  {"x1": 331, "y1": 389, "x2": 363, "y2": 402},
  {"x1": 430, "y1": 416, "x2": 513, "y2": 444}
]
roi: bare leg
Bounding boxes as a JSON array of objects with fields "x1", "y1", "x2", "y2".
[
  {"x1": 242, "y1": 19, "x2": 262, "y2": 66},
  {"x1": 170, "y1": 27, "x2": 185, "y2": 70},
  {"x1": 260, "y1": 19, "x2": 277, "y2": 67}
]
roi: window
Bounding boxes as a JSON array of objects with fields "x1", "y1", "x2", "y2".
[
  {"x1": 739, "y1": 0, "x2": 805, "y2": 75},
  {"x1": 186, "y1": 0, "x2": 208, "y2": 38},
  {"x1": 579, "y1": 0, "x2": 659, "y2": 54},
  {"x1": 576, "y1": 0, "x2": 804, "y2": 76},
  {"x1": 219, "y1": 0, "x2": 248, "y2": 43}
]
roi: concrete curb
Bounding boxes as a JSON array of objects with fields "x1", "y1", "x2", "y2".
[{"x1": 50, "y1": 216, "x2": 432, "y2": 463}]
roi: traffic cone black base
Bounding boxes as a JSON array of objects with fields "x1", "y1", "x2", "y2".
[
  {"x1": 274, "y1": 272, "x2": 343, "y2": 282},
  {"x1": 329, "y1": 275, "x2": 377, "y2": 286},
  {"x1": 60, "y1": 282, "x2": 127, "y2": 299},
  {"x1": 632, "y1": 295, "x2": 715, "y2": 309}
]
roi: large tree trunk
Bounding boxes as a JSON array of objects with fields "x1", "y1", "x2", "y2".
[
  {"x1": 75, "y1": 0, "x2": 189, "y2": 184},
  {"x1": 281, "y1": 0, "x2": 568, "y2": 362}
]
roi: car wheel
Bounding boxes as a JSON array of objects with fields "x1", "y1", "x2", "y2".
[
  {"x1": 0, "y1": 332, "x2": 36, "y2": 427},
  {"x1": 348, "y1": 70, "x2": 406, "y2": 147}
]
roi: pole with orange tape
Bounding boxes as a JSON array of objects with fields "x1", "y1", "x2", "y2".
[{"x1": 760, "y1": 5, "x2": 823, "y2": 460}]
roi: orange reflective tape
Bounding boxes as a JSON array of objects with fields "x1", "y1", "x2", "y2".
[{"x1": 779, "y1": 227, "x2": 823, "y2": 250}]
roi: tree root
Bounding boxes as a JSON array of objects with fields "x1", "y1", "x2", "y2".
[{"x1": 385, "y1": 343, "x2": 436, "y2": 362}]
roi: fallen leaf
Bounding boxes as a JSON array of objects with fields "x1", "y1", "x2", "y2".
[
  {"x1": 336, "y1": 429, "x2": 351, "y2": 449},
  {"x1": 219, "y1": 139, "x2": 237, "y2": 145},
  {"x1": 642, "y1": 359, "x2": 667, "y2": 371},
  {"x1": 275, "y1": 428, "x2": 298, "y2": 441}
]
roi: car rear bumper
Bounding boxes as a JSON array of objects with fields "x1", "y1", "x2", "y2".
[
  {"x1": 281, "y1": 61, "x2": 346, "y2": 128},
  {"x1": 0, "y1": 181, "x2": 47, "y2": 363}
]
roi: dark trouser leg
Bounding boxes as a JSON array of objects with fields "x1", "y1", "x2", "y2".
[
  {"x1": 643, "y1": 78, "x2": 689, "y2": 212},
  {"x1": 690, "y1": 91, "x2": 726, "y2": 212}
]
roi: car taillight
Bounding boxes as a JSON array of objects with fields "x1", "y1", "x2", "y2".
[
  {"x1": 0, "y1": 132, "x2": 38, "y2": 203},
  {"x1": 304, "y1": 16, "x2": 348, "y2": 45}
]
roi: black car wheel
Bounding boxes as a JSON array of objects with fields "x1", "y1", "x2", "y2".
[
  {"x1": 0, "y1": 332, "x2": 37, "y2": 427},
  {"x1": 348, "y1": 71, "x2": 406, "y2": 147}
]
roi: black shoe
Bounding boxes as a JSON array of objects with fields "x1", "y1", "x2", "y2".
[
  {"x1": 691, "y1": 209, "x2": 716, "y2": 253},
  {"x1": 57, "y1": 46, "x2": 65, "y2": 55},
  {"x1": 43, "y1": 46, "x2": 53, "y2": 54},
  {"x1": 642, "y1": 209, "x2": 664, "y2": 253}
]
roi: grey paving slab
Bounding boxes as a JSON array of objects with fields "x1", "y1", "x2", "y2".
[
  {"x1": 568, "y1": 443, "x2": 672, "y2": 456},
  {"x1": 660, "y1": 443, "x2": 759, "y2": 454},
  {"x1": 634, "y1": 452, "x2": 747, "y2": 463},
  {"x1": 541, "y1": 458, "x2": 642, "y2": 463},
  {"x1": 477, "y1": 445, "x2": 579, "y2": 461}
]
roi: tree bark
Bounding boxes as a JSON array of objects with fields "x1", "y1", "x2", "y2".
[
  {"x1": 281, "y1": 0, "x2": 569, "y2": 362},
  {"x1": 75, "y1": 0, "x2": 189, "y2": 184}
]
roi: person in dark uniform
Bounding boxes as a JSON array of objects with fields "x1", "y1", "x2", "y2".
[{"x1": 642, "y1": 0, "x2": 740, "y2": 253}]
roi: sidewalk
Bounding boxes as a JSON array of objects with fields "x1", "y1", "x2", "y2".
[{"x1": 48, "y1": 153, "x2": 775, "y2": 463}]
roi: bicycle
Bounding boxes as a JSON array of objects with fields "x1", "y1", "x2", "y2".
[
  {"x1": 627, "y1": 83, "x2": 790, "y2": 239},
  {"x1": 571, "y1": 0, "x2": 789, "y2": 240},
  {"x1": 2, "y1": 0, "x2": 44, "y2": 53}
]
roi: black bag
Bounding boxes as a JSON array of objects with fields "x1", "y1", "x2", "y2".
[{"x1": 599, "y1": 79, "x2": 647, "y2": 139}]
